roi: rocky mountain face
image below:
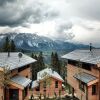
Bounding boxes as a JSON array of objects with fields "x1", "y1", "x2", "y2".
[{"x1": 0, "y1": 33, "x2": 89, "y2": 52}]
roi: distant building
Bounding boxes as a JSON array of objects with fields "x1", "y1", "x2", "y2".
[
  {"x1": 32, "y1": 68, "x2": 65, "y2": 98},
  {"x1": 0, "y1": 52, "x2": 36, "y2": 100},
  {"x1": 62, "y1": 49, "x2": 100, "y2": 100}
]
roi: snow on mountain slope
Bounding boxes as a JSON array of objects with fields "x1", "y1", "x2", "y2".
[{"x1": 0, "y1": 33, "x2": 89, "y2": 51}]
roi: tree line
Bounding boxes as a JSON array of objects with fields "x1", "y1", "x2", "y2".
[
  {"x1": 31, "y1": 51, "x2": 66, "y2": 81},
  {"x1": 1, "y1": 36, "x2": 66, "y2": 81},
  {"x1": 1, "y1": 36, "x2": 16, "y2": 52}
]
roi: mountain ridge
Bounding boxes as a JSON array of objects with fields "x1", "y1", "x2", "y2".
[{"x1": 0, "y1": 33, "x2": 89, "y2": 52}]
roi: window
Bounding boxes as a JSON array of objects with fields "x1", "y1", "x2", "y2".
[
  {"x1": 92, "y1": 85, "x2": 96, "y2": 95},
  {"x1": 68, "y1": 60, "x2": 92, "y2": 71},
  {"x1": 36, "y1": 87, "x2": 40, "y2": 91},
  {"x1": 43, "y1": 81, "x2": 46, "y2": 88},
  {"x1": 79, "y1": 81, "x2": 85, "y2": 92},
  {"x1": 68, "y1": 60, "x2": 77, "y2": 66},
  {"x1": 55, "y1": 81, "x2": 58, "y2": 88},
  {"x1": 82, "y1": 63, "x2": 91, "y2": 71}
]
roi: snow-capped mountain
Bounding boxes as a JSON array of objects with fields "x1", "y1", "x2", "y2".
[{"x1": 0, "y1": 33, "x2": 89, "y2": 51}]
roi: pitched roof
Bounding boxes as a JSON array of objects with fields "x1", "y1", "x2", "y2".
[
  {"x1": 11, "y1": 75, "x2": 32, "y2": 87},
  {"x1": 62, "y1": 49, "x2": 100, "y2": 65},
  {"x1": 0, "y1": 52, "x2": 36, "y2": 70},
  {"x1": 37, "y1": 68, "x2": 64, "y2": 82},
  {"x1": 74, "y1": 72, "x2": 97, "y2": 84}
]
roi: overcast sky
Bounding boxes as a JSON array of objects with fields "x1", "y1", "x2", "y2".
[{"x1": 0, "y1": 0, "x2": 100, "y2": 47}]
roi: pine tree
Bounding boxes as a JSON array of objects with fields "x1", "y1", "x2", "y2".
[
  {"x1": 54, "y1": 52, "x2": 60, "y2": 74},
  {"x1": 31, "y1": 53, "x2": 37, "y2": 80},
  {"x1": 3, "y1": 37, "x2": 10, "y2": 52},
  {"x1": 51, "y1": 52, "x2": 61, "y2": 74},
  {"x1": 31, "y1": 53, "x2": 35, "y2": 58},
  {"x1": 51, "y1": 52, "x2": 54, "y2": 68},
  {"x1": 11, "y1": 40, "x2": 16, "y2": 52},
  {"x1": 2, "y1": 37, "x2": 16, "y2": 52},
  {"x1": 38, "y1": 52, "x2": 45, "y2": 70},
  {"x1": 31, "y1": 52, "x2": 45, "y2": 80}
]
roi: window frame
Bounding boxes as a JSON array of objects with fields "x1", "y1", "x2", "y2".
[
  {"x1": 55, "y1": 81, "x2": 58, "y2": 88},
  {"x1": 79, "y1": 81, "x2": 85, "y2": 92},
  {"x1": 92, "y1": 85, "x2": 97, "y2": 95},
  {"x1": 43, "y1": 81, "x2": 46, "y2": 88}
]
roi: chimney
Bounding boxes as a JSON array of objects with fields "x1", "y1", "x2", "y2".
[
  {"x1": 8, "y1": 51, "x2": 10, "y2": 57},
  {"x1": 90, "y1": 43, "x2": 92, "y2": 51}
]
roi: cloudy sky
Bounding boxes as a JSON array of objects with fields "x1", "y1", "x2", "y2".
[{"x1": 0, "y1": 0, "x2": 100, "y2": 47}]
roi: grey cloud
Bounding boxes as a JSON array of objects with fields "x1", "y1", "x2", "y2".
[
  {"x1": 79, "y1": 23, "x2": 95, "y2": 31},
  {"x1": 0, "y1": 8, "x2": 32, "y2": 27},
  {"x1": 0, "y1": 0, "x2": 59, "y2": 27},
  {"x1": 68, "y1": 0, "x2": 100, "y2": 21},
  {"x1": 27, "y1": 2, "x2": 59, "y2": 24},
  {"x1": 57, "y1": 22, "x2": 72, "y2": 33},
  {"x1": 0, "y1": 0, "x2": 15, "y2": 6},
  {"x1": 54, "y1": 22, "x2": 75, "y2": 40}
]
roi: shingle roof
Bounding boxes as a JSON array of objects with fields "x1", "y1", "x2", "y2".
[
  {"x1": 37, "y1": 68, "x2": 64, "y2": 82},
  {"x1": 74, "y1": 72, "x2": 97, "y2": 84},
  {"x1": 62, "y1": 49, "x2": 100, "y2": 65},
  {"x1": 11, "y1": 75, "x2": 32, "y2": 87},
  {"x1": 0, "y1": 52, "x2": 36, "y2": 70}
]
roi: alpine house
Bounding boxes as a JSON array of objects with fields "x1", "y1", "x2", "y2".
[
  {"x1": 32, "y1": 68, "x2": 65, "y2": 98},
  {"x1": 62, "y1": 48, "x2": 100, "y2": 100},
  {"x1": 0, "y1": 52, "x2": 36, "y2": 100}
]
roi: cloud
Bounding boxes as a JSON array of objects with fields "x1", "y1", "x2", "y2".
[
  {"x1": 42, "y1": 20, "x2": 75, "y2": 41},
  {"x1": 0, "y1": 0, "x2": 59, "y2": 27},
  {"x1": 0, "y1": 0, "x2": 100, "y2": 46},
  {"x1": 67, "y1": 0, "x2": 100, "y2": 21},
  {"x1": 0, "y1": 0, "x2": 15, "y2": 6},
  {"x1": 55, "y1": 21, "x2": 74, "y2": 40}
]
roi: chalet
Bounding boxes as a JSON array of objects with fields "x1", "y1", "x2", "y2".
[
  {"x1": 32, "y1": 68, "x2": 65, "y2": 98},
  {"x1": 62, "y1": 49, "x2": 100, "y2": 100},
  {"x1": 0, "y1": 52, "x2": 36, "y2": 100}
]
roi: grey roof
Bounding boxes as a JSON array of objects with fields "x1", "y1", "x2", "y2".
[
  {"x1": 11, "y1": 75, "x2": 32, "y2": 87},
  {"x1": 0, "y1": 52, "x2": 36, "y2": 70},
  {"x1": 74, "y1": 72, "x2": 97, "y2": 84},
  {"x1": 37, "y1": 68, "x2": 64, "y2": 82},
  {"x1": 62, "y1": 49, "x2": 100, "y2": 65}
]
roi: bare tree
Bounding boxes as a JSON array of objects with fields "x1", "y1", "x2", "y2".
[
  {"x1": 0, "y1": 66, "x2": 11, "y2": 100},
  {"x1": 41, "y1": 72, "x2": 51, "y2": 99}
]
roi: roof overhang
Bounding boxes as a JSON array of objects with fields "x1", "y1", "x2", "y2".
[
  {"x1": 39, "y1": 75, "x2": 64, "y2": 83},
  {"x1": 10, "y1": 75, "x2": 32, "y2": 89},
  {"x1": 74, "y1": 72, "x2": 98, "y2": 86}
]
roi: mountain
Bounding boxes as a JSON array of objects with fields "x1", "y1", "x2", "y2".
[{"x1": 0, "y1": 33, "x2": 89, "y2": 52}]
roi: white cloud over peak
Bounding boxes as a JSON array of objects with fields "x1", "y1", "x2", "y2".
[{"x1": 0, "y1": 0, "x2": 100, "y2": 47}]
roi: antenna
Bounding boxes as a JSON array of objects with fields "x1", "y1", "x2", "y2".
[{"x1": 90, "y1": 43, "x2": 92, "y2": 51}]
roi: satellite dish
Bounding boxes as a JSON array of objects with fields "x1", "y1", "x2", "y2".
[{"x1": 18, "y1": 53, "x2": 23, "y2": 62}]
